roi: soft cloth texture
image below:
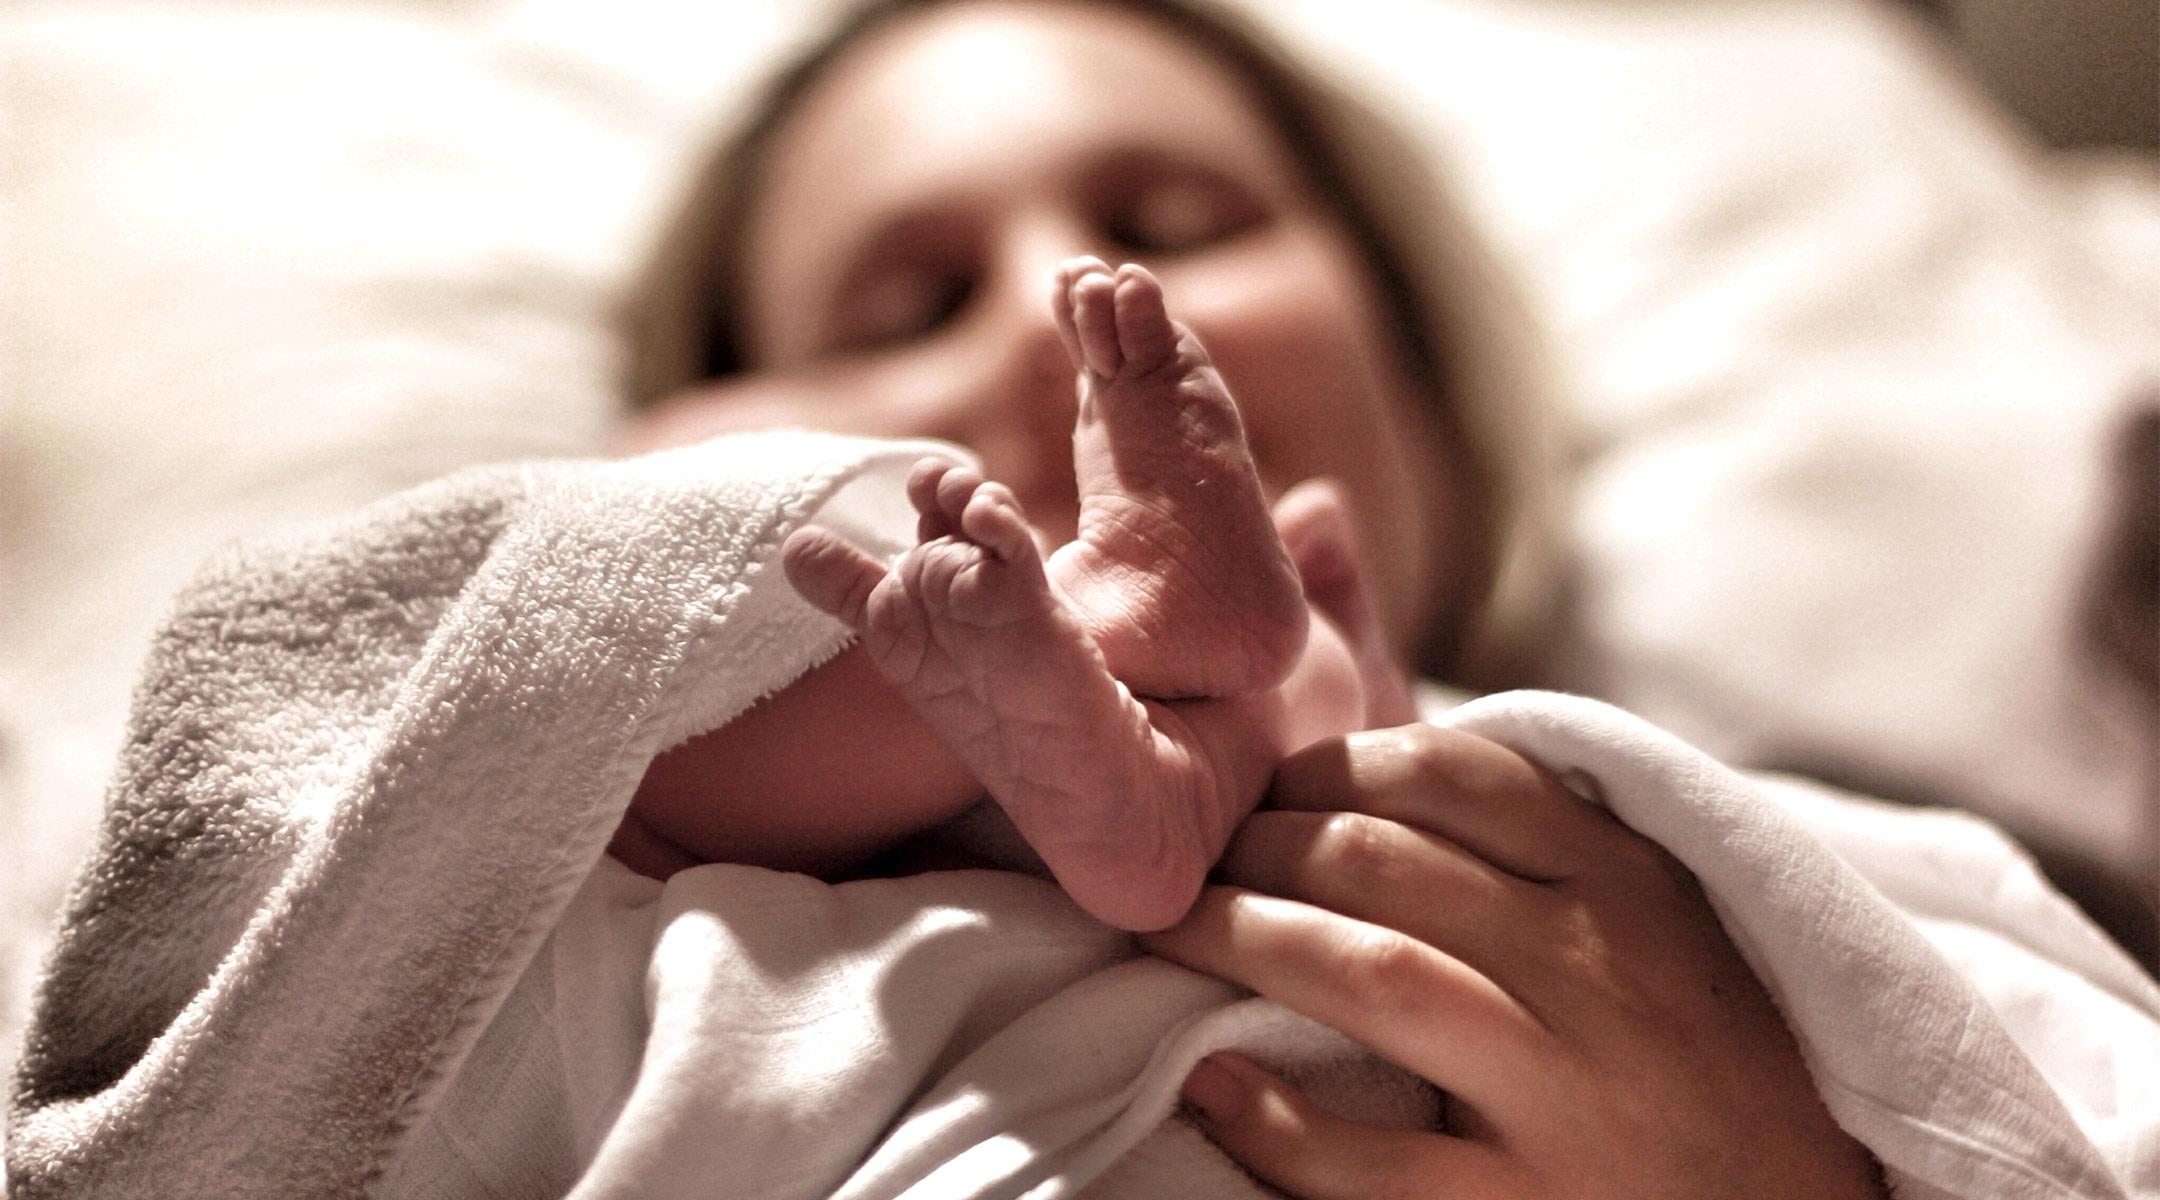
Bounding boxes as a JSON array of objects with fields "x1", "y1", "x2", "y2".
[
  {"x1": 387, "y1": 858, "x2": 1440, "y2": 1200},
  {"x1": 5, "y1": 432, "x2": 958, "y2": 1197},
  {"x1": 10, "y1": 0, "x2": 2158, "y2": 1114},
  {"x1": 8, "y1": 441, "x2": 2156, "y2": 1198}
]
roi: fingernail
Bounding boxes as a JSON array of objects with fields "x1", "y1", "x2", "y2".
[{"x1": 1180, "y1": 1054, "x2": 1247, "y2": 1126}]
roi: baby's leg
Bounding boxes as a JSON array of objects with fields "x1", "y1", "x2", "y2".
[
  {"x1": 783, "y1": 464, "x2": 1271, "y2": 930},
  {"x1": 1048, "y1": 259, "x2": 1307, "y2": 699}
]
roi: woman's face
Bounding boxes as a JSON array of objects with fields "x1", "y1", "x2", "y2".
[{"x1": 633, "y1": 0, "x2": 1460, "y2": 650}]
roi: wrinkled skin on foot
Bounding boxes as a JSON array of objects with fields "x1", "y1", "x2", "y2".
[
  {"x1": 783, "y1": 262, "x2": 1384, "y2": 930},
  {"x1": 1047, "y1": 258, "x2": 1307, "y2": 698}
]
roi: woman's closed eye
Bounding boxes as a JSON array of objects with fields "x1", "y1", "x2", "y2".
[
  {"x1": 843, "y1": 266, "x2": 976, "y2": 351},
  {"x1": 822, "y1": 208, "x2": 981, "y2": 355},
  {"x1": 817, "y1": 160, "x2": 1270, "y2": 357},
  {"x1": 1099, "y1": 163, "x2": 1268, "y2": 256}
]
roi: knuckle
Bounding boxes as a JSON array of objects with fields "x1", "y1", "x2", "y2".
[
  {"x1": 1304, "y1": 812, "x2": 1400, "y2": 886},
  {"x1": 1378, "y1": 724, "x2": 1480, "y2": 792},
  {"x1": 1390, "y1": 726, "x2": 1575, "y2": 814},
  {"x1": 1363, "y1": 720, "x2": 1451, "y2": 768},
  {"x1": 1331, "y1": 925, "x2": 1433, "y2": 1011}
]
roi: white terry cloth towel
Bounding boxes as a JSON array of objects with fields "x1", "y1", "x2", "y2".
[
  {"x1": 9, "y1": 431, "x2": 2158, "y2": 1198},
  {"x1": 3, "y1": 432, "x2": 966, "y2": 1199}
]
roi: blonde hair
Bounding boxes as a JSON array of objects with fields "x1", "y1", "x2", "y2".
[{"x1": 617, "y1": 0, "x2": 1562, "y2": 684}]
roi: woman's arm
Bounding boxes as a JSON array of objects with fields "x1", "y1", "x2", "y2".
[{"x1": 1141, "y1": 723, "x2": 1888, "y2": 1200}]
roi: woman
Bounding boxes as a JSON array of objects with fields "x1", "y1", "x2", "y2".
[{"x1": 613, "y1": 0, "x2": 1887, "y2": 1195}]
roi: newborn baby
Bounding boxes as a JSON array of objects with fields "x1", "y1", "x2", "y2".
[{"x1": 617, "y1": 258, "x2": 1412, "y2": 930}]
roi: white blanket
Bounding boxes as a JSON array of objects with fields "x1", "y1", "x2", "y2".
[
  {"x1": 396, "y1": 729, "x2": 2160, "y2": 1200},
  {"x1": 7, "y1": 436, "x2": 2157, "y2": 1198},
  {"x1": 396, "y1": 702, "x2": 2160, "y2": 1200}
]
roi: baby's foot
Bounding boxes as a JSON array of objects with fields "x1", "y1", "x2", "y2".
[
  {"x1": 783, "y1": 459, "x2": 1262, "y2": 931},
  {"x1": 1048, "y1": 259, "x2": 1306, "y2": 699},
  {"x1": 784, "y1": 461, "x2": 1067, "y2": 702}
]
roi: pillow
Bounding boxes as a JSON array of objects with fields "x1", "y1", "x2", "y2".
[
  {"x1": 0, "y1": 0, "x2": 830, "y2": 1095},
  {"x1": 1273, "y1": 0, "x2": 2158, "y2": 904}
]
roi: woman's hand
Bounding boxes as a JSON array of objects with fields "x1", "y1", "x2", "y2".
[{"x1": 1141, "y1": 724, "x2": 1887, "y2": 1200}]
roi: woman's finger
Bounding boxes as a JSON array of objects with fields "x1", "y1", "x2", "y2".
[
  {"x1": 1267, "y1": 725, "x2": 1617, "y2": 881},
  {"x1": 1141, "y1": 887, "x2": 1543, "y2": 1119},
  {"x1": 1215, "y1": 810, "x2": 1556, "y2": 975},
  {"x1": 1180, "y1": 1053, "x2": 1518, "y2": 1200}
]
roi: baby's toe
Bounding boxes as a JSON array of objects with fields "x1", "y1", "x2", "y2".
[
  {"x1": 1069, "y1": 268, "x2": 1123, "y2": 378},
  {"x1": 781, "y1": 526, "x2": 888, "y2": 631},
  {"x1": 1110, "y1": 265, "x2": 1179, "y2": 374},
  {"x1": 931, "y1": 463, "x2": 986, "y2": 527},
  {"x1": 904, "y1": 537, "x2": 1006, "y2": 629},
  {"x1": 959, "y1": 481, "x2": 1037, "y2": 564},
  {"x1": 1057, "y1": 255, "x2": 1111, "y2": 287},
  {"x1": 1054, "y1": 257, "x2": 1111, "y2": 369},
  {"x1": 909, "y1": 459, "x2": 967, "y2": 541}
]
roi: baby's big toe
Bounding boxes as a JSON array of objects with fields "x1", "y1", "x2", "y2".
[
  {"x1": 1060, "y1": 263, "x2": 1124, "y2": 378},
  {"x1": 782, "y1": 526, "x2": 887, "y2": 631}
]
